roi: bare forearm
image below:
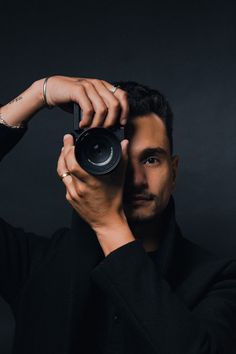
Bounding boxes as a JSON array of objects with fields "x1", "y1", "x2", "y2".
[
  {"x1": 0, "y1": 79, "x2": 45, "y2": 126},
  {"x1": 94, "y1": 215, "x2": 135, "y2": 257}
]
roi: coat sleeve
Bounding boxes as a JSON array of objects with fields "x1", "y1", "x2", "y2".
[
  {"x1": 0, "y1": 123, "x2": 65, "y2": 307},
  {"x1": 0, "y1": 122, "x2": 27, "y2": 161},
  {"x1": 0, "y1": 217, "x2": 54, "y2": 306},
  {"x1": 91, "y1": 240, "x2": 236, "y2": 354}
]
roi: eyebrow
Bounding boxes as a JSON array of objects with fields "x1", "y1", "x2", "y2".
[{"x1": 139, "y1": 147, "x2": 168, "y2": 160}]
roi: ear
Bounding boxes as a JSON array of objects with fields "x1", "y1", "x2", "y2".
[{"x1": 171, "y1": 155, "x2": 180, "y2": 191}]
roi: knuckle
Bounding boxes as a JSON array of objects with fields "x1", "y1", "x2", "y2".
[
  {"x1": 102, "y1": 79, "x2": 109, "y2": 86},
  {"x1": 70, "y1": 191, "x2": 78, "y2": 201},
  {"x1": 76, "y1": 78, "x2": 84, "y2": 83},
  {"x1": 70, "y1": 161, "x2": 78, "y2": 174},
  {"x1": 97, "y1": 105, "x2": 108, "y2": 116},
  {"x1": 65, "y1": 192, "x2": 71, "y2": 201},
  {"x1": 88, "y1": 178, "x2": 98, "y2": 189},
  {"x1": 120, "y1": 90, "x2": 128, "y2": 100},
  {"x1": 90, "y1": 78, "x2": 100, "y2": 85},
  {"x1": 75, "y1": 83, "x2": 85, "y2": 93},
  {"x1": 104, "y1": 122, "x2": 113, "y2": 129},
  {"x1": 76, "y1": 78, "x2": 85, "y2": 84},
  {"x1": 84, "y1": 107, "x2": 94, "y2": 116},
  {"x1": 79, "y1": 184, "x2": 86, "y2": 195},
  {"x1": 111, "y1": 99, "x2": 120, "y2": 111},
  {"x1": 82, "y1": 80, "x2": 92, "y2": 89}
]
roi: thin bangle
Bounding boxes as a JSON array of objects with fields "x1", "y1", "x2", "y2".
[{"x1": 43, "y1": 77, "x2": 54, "y2": 109}]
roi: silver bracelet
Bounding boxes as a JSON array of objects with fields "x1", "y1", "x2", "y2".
[
  {"x1": 0, "y1": 111, "x2": 25, "y2": 129},
  {"x1": 43, "y1": 77, "x2": 54, "y2": 109}
]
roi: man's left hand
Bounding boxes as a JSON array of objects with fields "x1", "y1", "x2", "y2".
[{"x1": 57, "y1": 134, "x2": 129, "y2": 232}]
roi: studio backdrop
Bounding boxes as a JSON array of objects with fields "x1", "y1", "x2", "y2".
[{"x1": 0, "y1": 1, "x2": 235, "y2": 353}]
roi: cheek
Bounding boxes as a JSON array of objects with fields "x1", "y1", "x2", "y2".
[{"x1": 147, "y1": 166, "x2": 173, "y2": 196}]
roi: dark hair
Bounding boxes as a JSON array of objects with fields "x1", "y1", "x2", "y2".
[{"x1": 113, "y1": 81, "x2": 174, "y2": 154}]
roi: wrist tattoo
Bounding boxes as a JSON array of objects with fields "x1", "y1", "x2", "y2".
[{"x1": 8, "y1": 96, "x2": 23, "y2": 105}]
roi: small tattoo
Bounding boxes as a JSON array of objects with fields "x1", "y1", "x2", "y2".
[{"x1": 8, "y1": 96, "x2": 23, "y2": 105}]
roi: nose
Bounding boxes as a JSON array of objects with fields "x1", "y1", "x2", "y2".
[{"x1": 126, "y1": 161, "x2": 148, "y2": 190}]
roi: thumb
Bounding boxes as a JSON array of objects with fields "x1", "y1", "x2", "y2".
[{"x1": 63, "y1": 133, "x2": 74, "y2": 154}]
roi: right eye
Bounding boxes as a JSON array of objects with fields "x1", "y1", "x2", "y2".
[{"x1": 143, "y1": 157, "x2": 160, "y2": 165}]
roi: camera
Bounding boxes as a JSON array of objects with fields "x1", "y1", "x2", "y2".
[{"x1": 72, "y1": 104, "x2": 124, "y2": 175}]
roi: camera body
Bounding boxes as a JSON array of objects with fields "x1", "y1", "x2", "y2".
[{"x1": 73, "y1": 104, "x2": 124, "y2": 175}]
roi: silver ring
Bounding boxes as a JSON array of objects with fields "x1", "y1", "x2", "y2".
[
  {"x1": 109, "y1": 85, "x2": 120, "y2": 94},
  {"x1": 60, "y1": 171, "x2": 71, "y2": 180}
]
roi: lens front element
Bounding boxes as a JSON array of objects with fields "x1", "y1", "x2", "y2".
[{"x1": 75, "y1": 128, "x2": 121, "y2": 175}]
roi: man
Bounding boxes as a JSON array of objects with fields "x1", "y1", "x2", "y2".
[{"x1": 0, "y1": 76, "x2": 236, "y2": 354}]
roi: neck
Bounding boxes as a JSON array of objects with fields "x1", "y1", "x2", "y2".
[
  {"x1": 127, "y1": 217, "x2": 165, "y2": 252},
  {"x1": 126, "y1": 197, "x2": 175, "y2": 253}
]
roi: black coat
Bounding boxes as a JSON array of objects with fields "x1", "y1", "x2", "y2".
[{"x1": 0, "y1": 124, "x2": 236, "y2": 354}]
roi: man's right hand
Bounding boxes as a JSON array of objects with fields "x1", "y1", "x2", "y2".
[
  {"x1": 42, "y1": 76, "x2": 129, "y2": 128},
  {"x1": 0, "y1": 76, "x2": 129, "y2": 129}
]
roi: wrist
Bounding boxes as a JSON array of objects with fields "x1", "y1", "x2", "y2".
[
  {"x1": 92, "y1": 210, "x2": 127, "y2": 234},
  {"x1": 31, "y1": 78, "x2": 48, "y2": 109},
  {"x1": 94, "y1": 213, "x2": 135, "y2": 257},
  {"x1": 0, "y1": 79, "x2": 46, "y2": 126}
]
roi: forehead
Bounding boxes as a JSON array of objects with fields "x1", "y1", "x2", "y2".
[{"x1": 126, "y1": 113, "x2": 170, "y2": 155}]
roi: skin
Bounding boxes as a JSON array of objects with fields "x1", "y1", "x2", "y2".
[
  {"x1": 57, "y1": 114, "x2": 179, "y2": 255},
  {"x1": 0, "y1": 76, "x2": 129, "y2": 127},
  {"x1": 122, "y1": 115, "x2": 179, "y2": 250},
  {"x1": 0, "y1": 75, "x2": 179, "y2": 256}
]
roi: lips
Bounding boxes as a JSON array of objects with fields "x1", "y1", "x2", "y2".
[
  {"x1": 132, "y1": 195, "x2": 151, "y2": 200},
  {"x1": 125, "y1": 194, "x2": 153, "y2": 203}
]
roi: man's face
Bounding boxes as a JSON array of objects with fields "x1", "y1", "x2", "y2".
[{"x1": 123, "y1": 113, "x2": 179, "y2": 223}]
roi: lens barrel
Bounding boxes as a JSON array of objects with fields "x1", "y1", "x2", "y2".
[{"x1": 74, "y1": 127, "x2": 122, "y2": 175}]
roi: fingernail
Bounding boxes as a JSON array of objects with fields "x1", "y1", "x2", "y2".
[
  {"x1": 121, "y1": 119, "x2": 127, "y2": 125},
  {"x1": 63, "y1": 134, "x2": 70, "y2": 141}
]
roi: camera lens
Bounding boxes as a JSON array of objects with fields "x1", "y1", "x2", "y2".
[
  {"x1": 74, "y1": 127, "x2": 121, "y2": 175},
  {"x1": 86, "y1": 136, "x2": 113, "y2": 166}
]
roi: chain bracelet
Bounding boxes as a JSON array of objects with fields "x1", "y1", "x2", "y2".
[{"x1": 0, "y1": 109, "x2": 24, "y2": 129}]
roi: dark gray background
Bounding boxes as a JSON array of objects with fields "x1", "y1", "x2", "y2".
[{"x1": 0, "y1": 0, "x2": 235, "y2": 353}]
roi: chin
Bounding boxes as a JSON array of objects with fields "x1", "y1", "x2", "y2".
[
  {"x1": 124, "y1": 205, "x2": 159, "y2": 223},
  {"x1": 124, "y1": 197, "x2": 170, "y2": 224}
]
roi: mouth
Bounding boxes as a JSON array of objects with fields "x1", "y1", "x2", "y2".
[{"x1": 125, "y1": 194, "x2": 153, "y2": 204}]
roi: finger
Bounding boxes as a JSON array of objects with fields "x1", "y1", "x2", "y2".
[
  {"x1": 57, "y1": 147, "x2": 84, "y2": 200},
  {"x1": 88, "y1": 79, "x2": 121, "y2": 128},
  {"x1": 62, "y1": 174, "x2": 81, "y2": 199},
  {"x1": 63, "y1": 176, "x2": 84, "y2": 206},
  {"x1": 102, "y1": 81, "x2": 129, "y2": 126},
  {"x1": 70, "y1": 83, "x2": 94, "y2": 127},
  {"x1": 57, "y1": 147, "x2": 73, "y2": 183},
  {"x1": 81, "y1": 80, "x2": 109, "y2": 128},
  {"x1": 116, "y1": 89, "x2": 129, "y2": 125},
  {"x1": 114, "y1": 139, "x2": 129, "y2": 182},
  {"x1": 63, "y1": 142, "x2": 89, "y2": 182},
  {"x1": 121, "y1": 139, "x2": 129, "y2": 164},
  {"x1": 63, "y1": 134, "x2": 75, "y2": 156}
]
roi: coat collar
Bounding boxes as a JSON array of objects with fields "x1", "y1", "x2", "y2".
[
  {"x1": 70, "y1": 195, "x2": 181, "y2": 279},
  {"x1": 149, "y1": 196, "x2": 181, "y2": 278}
]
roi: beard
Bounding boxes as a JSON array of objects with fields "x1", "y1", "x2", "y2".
[
  {"x1": 123, "y1": 194, "x2": 166, "y2": 245},
  {"x1": 123, "y1": 194, "x2": 163, "y2": 224},
  {"x1": 123, "y1": 193, "x2": 172, "y2": 248}
]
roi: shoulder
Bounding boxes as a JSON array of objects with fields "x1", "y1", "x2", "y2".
[
  {"x1": 170, "y1": 229, "x2": 236, "y2": 291},
  {"x1": 178, "y1": 234, "x2": 235, "y2": 268}
]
